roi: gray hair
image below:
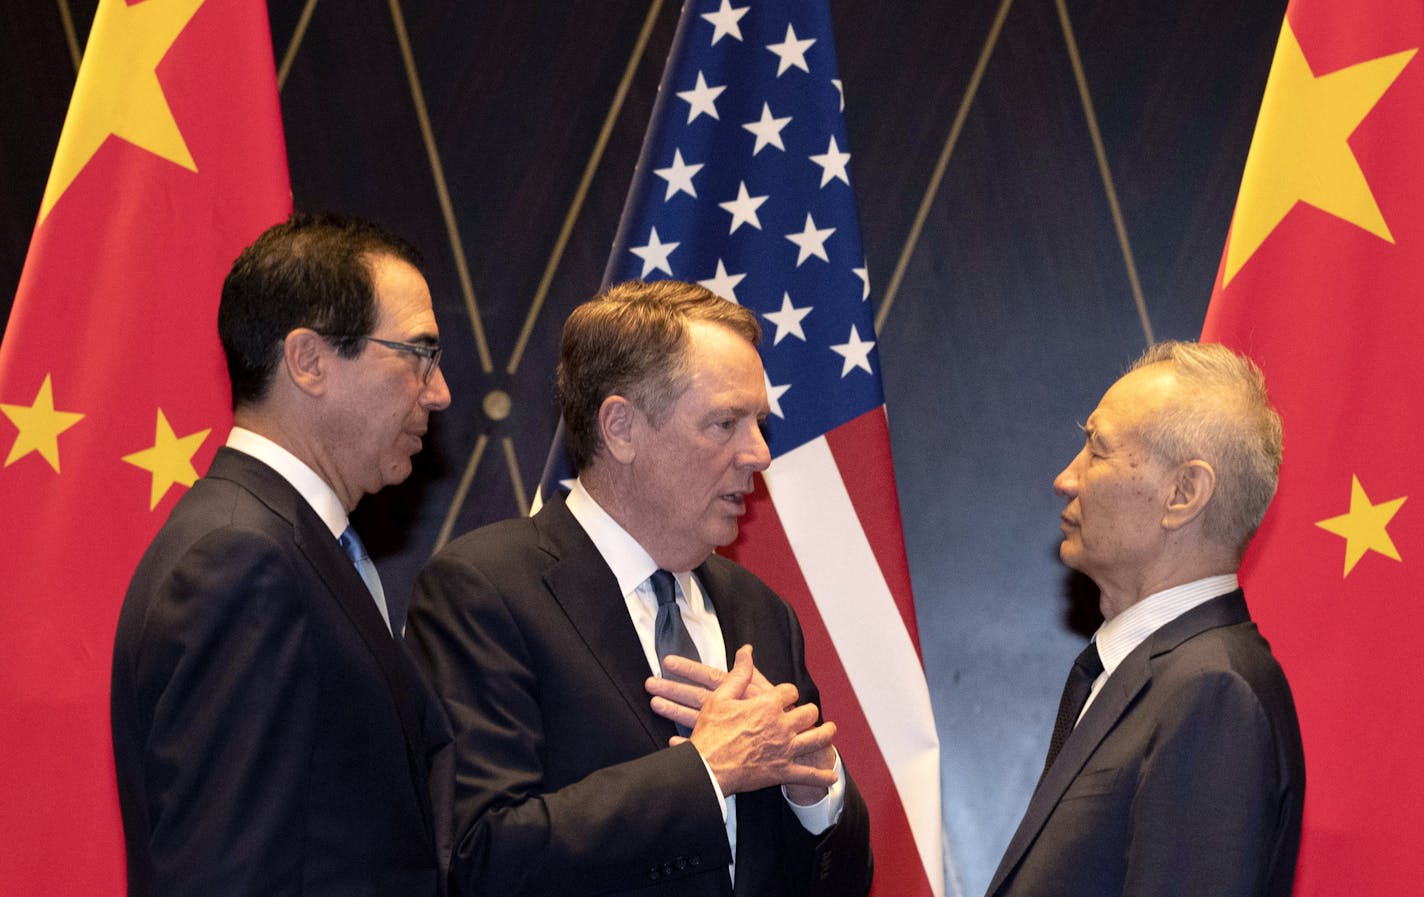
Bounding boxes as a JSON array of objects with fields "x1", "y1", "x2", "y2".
[{"x1": 1129, "y1": 340, "x2": 1283, "y2": 555}]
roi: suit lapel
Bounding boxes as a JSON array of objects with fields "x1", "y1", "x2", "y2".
[
  {"x1": 986, "y1": 590, "x2": 1253, "y2": 897},
  {"x1": 207, "y1": 447, "x2": 449, "y2": 839},
  {"x1": 536, "y1": 496, "x2": 676, "y2": 747}
]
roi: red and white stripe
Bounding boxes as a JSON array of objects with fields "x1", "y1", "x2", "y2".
[{"x1": 728, "y1": 407, "x2": 944, "y2": 897}]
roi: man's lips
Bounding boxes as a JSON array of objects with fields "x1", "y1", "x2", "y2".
[{"x1": 720, "y1": 489, "x2": 752, "y2": 511}]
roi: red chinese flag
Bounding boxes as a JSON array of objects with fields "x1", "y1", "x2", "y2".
[
  {"x1": 1203, "y1": 1, "x2": 1423, "y2": 892},
  {"x1": 0, "y1": 1, "x2": 290, "y2": 892}
]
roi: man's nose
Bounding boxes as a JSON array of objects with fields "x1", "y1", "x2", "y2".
[
  {"x1": 740, "y1": 422, "x2": 772, "y2": 471},
  {"x1": 422, "y1": 365, "x2": 452, "y2": 410},
  {"x1": 1052, "y1": 452, "x2": 1082, "y2": 497}
]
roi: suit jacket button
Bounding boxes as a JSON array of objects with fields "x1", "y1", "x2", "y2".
[{"x1": 648, "y1": 867, "x2": 660, "y2": 881}]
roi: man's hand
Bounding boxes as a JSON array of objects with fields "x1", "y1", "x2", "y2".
[{"x1": 646, "y1": 644, "x2": 838, "y2": 800}]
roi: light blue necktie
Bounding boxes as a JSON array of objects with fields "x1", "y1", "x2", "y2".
[
  {"x1": 650, "y1": 569, "x2": 701, "y2": 737},
  {"x1": 339, "y1": 526, "x2": 399, "y2": 635}
]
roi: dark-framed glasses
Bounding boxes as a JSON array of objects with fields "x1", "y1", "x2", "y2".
[{"x1": 360, "y1": 336, "x2": 442, "y2": 383}]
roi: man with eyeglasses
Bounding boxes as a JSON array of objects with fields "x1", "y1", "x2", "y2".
[{"x1": 111, "y1": 212, "x2": 454, "y2": 896}]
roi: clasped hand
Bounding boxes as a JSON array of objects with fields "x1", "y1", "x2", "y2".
[{"x1": 645, "y1": 644, "x2": 838, "y2": 804}]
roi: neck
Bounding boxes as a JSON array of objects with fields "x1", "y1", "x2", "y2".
[
  {"x1": 234, "y1": 405, "x2": 360, "y2": 513},
  {"x1": 579, "y1": 468, "x2": 707, "y2": 572}
]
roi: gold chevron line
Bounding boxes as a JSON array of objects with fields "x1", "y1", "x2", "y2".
[
  {"x1": 505, "y1": 0, "x2": 667, "y2": 378},
  {"x1": 435, "y1": 433, "x2": 489, "y2": 553},
  {"x1": 876, "y1": 0, "x2": 1014, "y2": 337},
  {"x1": 1054, "y1": 0, "x2": 1154, "y2": 344},
  {"x1": 502, "y1": 436, "x2": 529, "y2": 517},
  {"x1": 57, "y1": 0, "x2": 81, "y2": 71},
  {"x1": 388, "y1": 0, "x2": 494, "y2": 374},
  {"x1": 437, "y1": 0, "x2": 667, "y2": 539},
  {"x1": 276, "y1": 0, "x2": 320, "y2": 92}
]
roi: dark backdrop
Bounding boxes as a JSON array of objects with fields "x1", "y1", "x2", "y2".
[{"x1": 0, "y1": 1, "x2": 1286, "y2": 891}]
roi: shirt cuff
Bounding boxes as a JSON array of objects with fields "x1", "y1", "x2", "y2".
[
  {"x1": 696, "y1": 747, "x2": 729, "y2": 823},
  {"x1": 782, "y1": 750, "x2": 846, "y2": 835}
]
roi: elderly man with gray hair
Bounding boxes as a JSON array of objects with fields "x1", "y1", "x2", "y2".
[{"x1": 987, "y1": 340, "x2": 1306, "y2": 897}]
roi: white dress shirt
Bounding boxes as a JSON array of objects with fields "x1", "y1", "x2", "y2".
[
  {"x1": 1080, "y1": 573, "x2": 1240, "y2": 721},
  {"x1": 565, "y1": 479, "x2": 845, "y2": 880},
  {"x1": 225, "y1": 427, "x2": 395, "y2": 632}
]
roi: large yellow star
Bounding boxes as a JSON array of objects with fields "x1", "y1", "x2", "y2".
[
  {"x1": 0, "y1": 374, "x2": 86, "y2": 472},
  {"x1": 1223, "y1": 21, "x2": 1416, "y2": 286},
  {"x1": 37, "y1": 0, "x2": 205, "y2": 224},
  {"x1": 121, "y1": 409, "x2": 211, "y2": 509},
  {"x1": 1316, "y1": 475, "x2": 1407, "y2": 577}
]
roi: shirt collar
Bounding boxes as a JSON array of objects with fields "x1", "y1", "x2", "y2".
[
  {"x1": 1093, "y1": 573, "x2": 1239, "y2": 676},
  {"x1": 226, "y1": 427, "x2": 349, "y2": 539},
  {"x1": 565, "y1": 479, "x2": 663, "y2": 599}
]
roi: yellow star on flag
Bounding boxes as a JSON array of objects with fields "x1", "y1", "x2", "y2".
[
  {"x1": 121, "y1": 409, "x2": 211, "y2": 510},
  {"x1": 0, "y1": 374, "x2": 86, "y2": 472},
  {"x1": 1223, "y1": 20, "x2": 1416, "y2": 286},
  {"x1": 37, "y1": 0, "x2": 205, "y2": 224},
  {"x1": 1315, "y1": 474, "x2": 1407, "y2": 577}
]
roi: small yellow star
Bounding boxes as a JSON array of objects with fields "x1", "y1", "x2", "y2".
[
  {"x1": 1316, "y1": 475, "x2": 1406, "y2": 577},
  {"x1": 1223, "y1": 20, "x2": 1416, "y2": 286},
  {"x1": 38, "y1": 0, "x2": 205, "y2": 224},
  {"x1": 1, "y1": 374, "x2": 86, "y2": 472},
  {"x1": 121, "y1": 409, "x2": 211, "y2": 509}
]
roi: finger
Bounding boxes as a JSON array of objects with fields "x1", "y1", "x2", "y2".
[
  {"x1": 779, "y1": 761, "x2": 840, "y2": 790},
  {"x1": 657, "y1": 656, "x2": 770, "y2": 698},
  {"x1": 658, "y1": 655, "x2": 724, "y2": 690},
  {"x1": 770, "y1": 682, "x2": 801, "y2": 710},
  {"x1": 644, "y1": 675, "x2": 710, "y2": 709},
  {"x1": 649, "y1": 695, "x2": 700, "y2": 729},
  {"x1": 787, "y1": 720, "x2": 838, "y2": 756}
]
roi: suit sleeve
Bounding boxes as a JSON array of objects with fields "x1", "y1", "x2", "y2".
[
  {"x1": 406, "y1": 550, "x2": 733, "y2": 897},
  {"x1": 1122, "y1": 669, "x2": 1288, "y2": 897},
  {"x1": 771, "y1": 596, "x2": 874, "y2": 897},
  {"x1": 119, "y1": 527, "x2": 317, "y2": 896}
]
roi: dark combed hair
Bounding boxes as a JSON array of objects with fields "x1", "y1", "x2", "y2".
[
  {"x1": 218, "y1": 211, "x2": 424, "y2": 409},
  {"x1": 557, "y1": 280, "x2": 761, "y2": 472}
]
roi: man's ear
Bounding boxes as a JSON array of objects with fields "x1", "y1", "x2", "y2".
[
  {"x1": 598, "y1": 395, "x2": 639, "y2": 464},
  {"x1": 283, "y1": 329, "x2": 330, "y2": 397},
  {"x1": 1162, "y1": 459, "x2": 1215, "y2": 531}
]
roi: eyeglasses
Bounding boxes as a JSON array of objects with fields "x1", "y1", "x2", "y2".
[{"x1": 359, "y1": 336, "x2": 443, "y2": 383}]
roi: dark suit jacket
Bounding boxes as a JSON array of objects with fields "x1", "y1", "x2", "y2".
[
  {"x1": 986, "y1": 590, "x2": 1304, "y2": 897},
  {"x1": 111, "y1": 447, "x2": 451, "y2": 897},
  {"x1": 406, "y1": 494, "x2": 873, "y2": 897}
]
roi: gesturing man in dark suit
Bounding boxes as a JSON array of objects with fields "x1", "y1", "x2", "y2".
[
  {"x1": 407, "y1": 279, "x2": 872, "y2": 897},
  {"x1": 987, "y1": 341, "x2": 1305, "y2": 897},
  {"x1": 111, "y1": 213, "x2": 454, "y2": 896}
]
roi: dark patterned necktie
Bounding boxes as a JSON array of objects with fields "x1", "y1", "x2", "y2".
[
  {"x1": 650, "y1": 569, "x2": 701, "y2": 736},
  {"x1": 1042, "y1": 641, "x2": 1104, "y2": 775}
]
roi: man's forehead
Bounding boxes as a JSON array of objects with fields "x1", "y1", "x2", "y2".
[{"x1": 1085, "y1": 366, "x2": 1180, "y2": 442}]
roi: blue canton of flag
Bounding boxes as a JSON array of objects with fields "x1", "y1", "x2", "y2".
[{"x1": 603, "y1": 0, "x2": 880, "y2": 458}]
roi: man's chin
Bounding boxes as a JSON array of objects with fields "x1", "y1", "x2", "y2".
[{"x1": 380, "y1": 458, "x2": 415, "y2": 491}]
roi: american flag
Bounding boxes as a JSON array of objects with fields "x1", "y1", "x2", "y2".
[{"x1": 538, "y1": 2, "x2": 944, "y2": 894}]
